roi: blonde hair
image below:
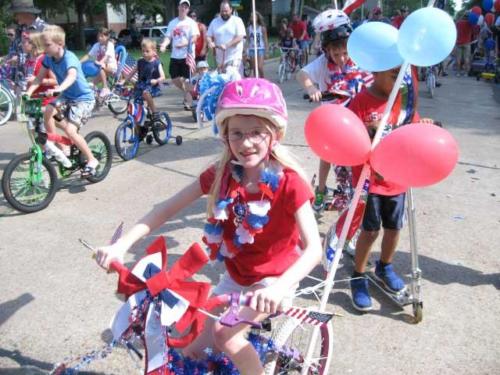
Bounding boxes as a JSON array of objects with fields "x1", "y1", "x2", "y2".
[
  {"x1": 141, "y1": 38, "x2": 156, "y2": 50},
  {"x1": 28, "y1": 31, "x2": 44, "y2": 56},
  {"x1": 206, "y1": 117, "x2": 312, "y2": 217},
  {"x1": 42, "y1": 25, "x2": 65, "y2": 46}
]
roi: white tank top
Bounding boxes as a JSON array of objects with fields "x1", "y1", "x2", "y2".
[{"x1": 247, "y1": 25, "x2": 264, "y2": 50}]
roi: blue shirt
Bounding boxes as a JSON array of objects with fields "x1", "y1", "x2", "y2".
[
  {"x1": 42, "y1": 50, "x2": 94, "y2": 102},
  {"x1": 137, "y1": 58, "x2": 160, "y2": 83}
]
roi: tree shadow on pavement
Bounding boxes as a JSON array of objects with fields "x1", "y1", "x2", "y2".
[{"x1": 0, "y1": 293, "x2": 35, "y2": 327}]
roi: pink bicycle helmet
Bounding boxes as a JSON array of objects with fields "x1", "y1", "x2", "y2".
[{"x1": 215, "y1": 78, "x2": 288, "y2": 136}]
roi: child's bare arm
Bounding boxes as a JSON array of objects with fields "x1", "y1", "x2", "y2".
[
  {"x1": 25, "y1": 65, "x2": 48, "y2": 96},
  {"x1": 296, "y1": 70, "x2": 321, "y2": 102},
  {"x1": 95, "y1": 179, "x2": 204, "y2": 269},
  {"x1": 151, "y1": 62, "x2": 166, "y2": 86},
  {"x1": 248, "y1": 201, "x2": 322, "y2": 313}
]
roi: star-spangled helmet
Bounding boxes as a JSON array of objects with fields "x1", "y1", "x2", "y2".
[
  {"x1": 215, "y1": 78, "x2": 288, "y2": 136},
  {"x1": 313, "y1": 9, "x2": 353, "y2": 48}
]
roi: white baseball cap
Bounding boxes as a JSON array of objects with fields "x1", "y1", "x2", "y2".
[
  {"x1": 179, "y1": 0, "x2": 190, "y2": 7},
  {"x1": 197, "y1": 61, "x2": 209, "y2": 69}
]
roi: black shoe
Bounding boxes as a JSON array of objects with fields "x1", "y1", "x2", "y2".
[{"x1": 436, "y1": 82, "x2": 442, "y2": 87}]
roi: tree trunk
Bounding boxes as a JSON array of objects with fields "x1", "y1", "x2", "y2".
[
  {"x1": 87, "y1": 0, "x2": 95, "y2": 27},
  {"x1": 125, "y1": 0, "x2": 131, "y2": 28},
  {"x1": 75, "y1": 0, "x2": 87, "y2": 50}
]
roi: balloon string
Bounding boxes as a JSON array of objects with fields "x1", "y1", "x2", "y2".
[{"x1": 252, "y1": 0, "x2": 258, "y2": 78}]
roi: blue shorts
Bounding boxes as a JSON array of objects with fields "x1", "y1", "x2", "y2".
[
  {"x1": 362, "y1": 193, "x2": 406, "y2": 231},
  {"x1": 297, "y1": 40, "x2": 309, "y2": 50},
  {"x1": 248, "y1": 48, "x2": 265, "y2": 57}
]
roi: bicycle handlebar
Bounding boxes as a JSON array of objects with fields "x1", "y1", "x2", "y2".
[{"x1": 303, "y1": 91, "x2": 348, "y2": 102}]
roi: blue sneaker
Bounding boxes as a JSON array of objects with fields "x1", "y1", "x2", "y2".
[
  {"x1": 374, "y1": 261, "x2": 406, "y2": 293},
  {"x1": 350, "y1": 276, "x2": 372, "y2": 311}
]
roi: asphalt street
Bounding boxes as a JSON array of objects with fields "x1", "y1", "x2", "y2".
[{"x1": 0, "y1": 61, "x2": 499, "y2": 374}]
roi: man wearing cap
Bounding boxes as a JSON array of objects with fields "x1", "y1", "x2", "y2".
[
  {"x1": 9, "y1": 0, "x2": 47, "y2": 85},
  {"x1": 392, "y1": 6, "x2": 409, "y2": 29},
  {"x1": 160, "y1": 0, "x2": 199, "y2": 109},
  {"x1": 207, "y1": 0, "x2": 246, "y2": 78}
]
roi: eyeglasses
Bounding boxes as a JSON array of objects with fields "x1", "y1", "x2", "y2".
[{"x1": 227, "y1": 129, "x2": 270, "y2": 143}]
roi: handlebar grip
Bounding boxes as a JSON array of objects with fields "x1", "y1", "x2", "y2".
[{"x1": 433, "y1": 120, "x2": 443, "y2": 128}]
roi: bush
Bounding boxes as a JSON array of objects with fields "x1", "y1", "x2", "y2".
[{"x1": 0, "y1": 21, "x2": 9, "y2": 55}]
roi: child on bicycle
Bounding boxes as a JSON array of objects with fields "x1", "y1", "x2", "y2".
[
  {"x1": 280, "y1": 28, "x2": 298, "y2": 68},
  {"x1": 124, "y1": 38, "x2": 165, "y2": 121},
  {"x1": 347, "y1": 65, "x2": 431, "y2": 311},
  {"x1": 26, "y1": 25, "x2": 98, "y2": 177},
  {"x1": 23, "y1": 31, "x2": 57, "y2": 106},
  {"x1": 95, "y1": 78, "x2": 322, "y2": 374},
  {"x1": 80, "y1": 27, "x2": 117, "y2": 98},
  {"x1": 297, "y1": 9, "x2": 372, "y2": 213}
]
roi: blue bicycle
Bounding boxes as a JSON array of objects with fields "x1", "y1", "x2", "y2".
[{"x1": 114, "y1": 87, "x2": 182, "y2": 161}]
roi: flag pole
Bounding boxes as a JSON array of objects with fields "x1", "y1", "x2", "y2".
[{"x1": 251, "y1": 0, "x2": 259, "y2": 78}]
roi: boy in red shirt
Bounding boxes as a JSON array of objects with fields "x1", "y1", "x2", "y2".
[{"x1": 348, "y1": 65, "x2": 431, "y2": 311}]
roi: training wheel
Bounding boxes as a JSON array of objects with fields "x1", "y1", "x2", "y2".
[
  {"x1": 175, "y1": 135, "x2": 183, "y2": 145},
  {"x1": 412, "y1": 302, "x2": 423, "y2": 324}
]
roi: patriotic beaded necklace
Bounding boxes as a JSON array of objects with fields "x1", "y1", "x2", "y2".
[{"x1": 203, "y1": 161, "x2": 282, "y2": 261}]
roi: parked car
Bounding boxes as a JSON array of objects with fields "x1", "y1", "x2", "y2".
[
  {"x1": 117, "y1": 28, "x2": 142, "y2": 48},
  {"x1": 139, "y1": 26, "x2": 168, "y2": 44}
]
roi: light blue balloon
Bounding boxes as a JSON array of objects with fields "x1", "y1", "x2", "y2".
[
  {"x1": 398, "y1": 7, "x2": 457, "y2": 67},
  {"x1": 347, "y1": 22, "x2": 403, "y2": 72}
]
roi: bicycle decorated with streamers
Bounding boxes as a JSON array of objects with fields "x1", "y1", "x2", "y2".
[
  {"x1": 114, "y1": 82, "x2": 182, "y2": 161},
  {"x1": 51, "y1": 226, "x2": 335, "y2": 374},
  {"x1": 276, "y1": 46, "x2": 301, "y2": 83},
  {"x1": 1, "y1": 94, "x2": 112, "y2": 213}
]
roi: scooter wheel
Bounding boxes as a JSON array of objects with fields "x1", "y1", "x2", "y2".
[{"x1": 175, "y1": 135, "x2": 183, "y2": 145}]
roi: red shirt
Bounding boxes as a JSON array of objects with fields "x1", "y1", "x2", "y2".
[
  {"x1": 199, "y1": 166, "x2": 313, "y2": 286},
  {"x1": 392, "y1": 15, "x2": 405, "y2": 29},
  {"x1": 290, "y1": 20, "x2": 307, "y2": 40},
  {"x1": 194, "y1": 22, "x2": 206, "y2": 57},
  {"x1": 456, "y1": 19, "x2": 474, "y2": 46},
  {"x1": 30, "y1": 54, "x2": 55, "y2": 106},
  {"x1": 348, "y1": 89, "x2": 419, "y2": 196}
]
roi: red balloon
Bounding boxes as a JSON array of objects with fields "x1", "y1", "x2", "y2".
[
  {"x1": 304, "y1": 104, "x2": 371, "y2": 166},
  {"x1": 471, "y1": 6, "x2": 482, "y2": 15},
  {"x1": 495, "y1": 0, "x2": 500, "y2": 12},
  {"x1": 484, "y1": 13, "x2": 495, "y2": 26},
  {"x1": 370, "y1": 124, "x2": 459, "y2": 187}
]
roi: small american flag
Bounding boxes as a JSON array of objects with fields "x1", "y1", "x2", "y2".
[
  {"x1": 186, "y1": 38, "x2": 196, "y2": 77},
  {"x1": 121, "y1": 54, "x2": 138, "y2": 81},
  {"x1": 283, "y1": 307, "x2": 333, "y2": 326},
  {"x1": 109, "y1": 222, "x2": 124, "y2": 245}
]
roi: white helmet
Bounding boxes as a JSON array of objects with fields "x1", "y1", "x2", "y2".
[{"x1": 313, "y1": 9, "x2": 351, "y2": 33}]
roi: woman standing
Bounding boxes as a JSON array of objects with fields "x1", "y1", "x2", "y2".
[{"x1": 246, "y1": 11, "x2": 268, "y2": 78}]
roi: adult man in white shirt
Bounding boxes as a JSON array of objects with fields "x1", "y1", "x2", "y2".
[
  {"x1": 207, "y1": 0, "x2": 246, "y2": 78},
  {"x1": 160, "y1": 0, "x2": 199, "y2": 109}
]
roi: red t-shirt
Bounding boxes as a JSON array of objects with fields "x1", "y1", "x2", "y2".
[
  {"x1": 31, "y1": 54, "x2": 55, "y2": 106},
  {"x1": 348, "y1": 89, "x2": 419, "y2": 196},
  {"x1": 290, "y1": 20, "x2": 307, "y2": 40},
  {"x1": 199, "y1": 166, "x2": 313, "y2": 286},
  {"x1": 456, "y1": 19, "x2": 473, "y2": 46},
  {"x1": 194, "y1": 22, "x2": 206, "y2": 58},
  {"x1": 392, "y1": 15, "x2": 405, "y2": 29}
]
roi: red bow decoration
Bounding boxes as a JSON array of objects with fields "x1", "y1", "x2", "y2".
[{"x1": 111, "y1": 237, "x2": 213, "y2": 347}]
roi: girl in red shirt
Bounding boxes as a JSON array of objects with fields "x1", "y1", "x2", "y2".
[
  {"x1": 95, "y1": 78, "x2": 322, "y2": 374},
  {"x1": 24, "y1": 31, "x2": 57, "y2": 106}
]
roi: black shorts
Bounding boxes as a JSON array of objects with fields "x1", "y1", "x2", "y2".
[
  {"x1": 169, "y1": 58, "x2": 190, "y2": 79},
  {"x1": 195, "y1": 55, "x2": 206, "y2": 62},
  {"x1": 362, "y1": 193, "x2": 406, "y2": 231}
]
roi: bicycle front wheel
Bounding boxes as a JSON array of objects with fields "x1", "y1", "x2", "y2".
[
  {"x1": 264, "y1": 317, "x2": 333, "y2": 375},
  {"x1": 152, "y1": 112, "x2": 172, "y2": 145},
  {"x1": 85, "y1": 131, "x2": 112, "y2": 183},
  {"x1": 0, "y1": 85, "x2": 14, "y2": 126},
  {"x1": 278, "y1": 63, "x2": 286, "y2": 83},
  {"x1": 427, "y1": 73, "x2": 436, "y2": 98},
  {"x1": 115, "y1": 119, "x2": 139, "y2": 160},
  {"x1": 1, "y1": 153, "x2": 59, "y2": 213},
  {"x1": 107, "y1": 91, "x2": 129, "y2": 115}
]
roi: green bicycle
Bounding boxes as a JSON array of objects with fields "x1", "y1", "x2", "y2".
[{"x1": 1, "y1": 95, "x2": 113, "y2": 213}]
